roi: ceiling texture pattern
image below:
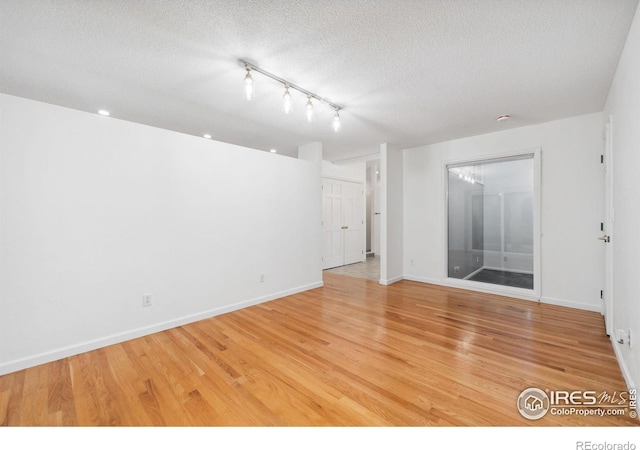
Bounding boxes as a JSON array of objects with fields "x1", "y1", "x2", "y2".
[{"x1": 1, "y1": 0, "x2": 638, "y2": 161}]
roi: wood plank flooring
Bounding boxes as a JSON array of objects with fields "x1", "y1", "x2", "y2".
[{"x1": 1, "y1": 273, "x2": 637, "y2": 426}]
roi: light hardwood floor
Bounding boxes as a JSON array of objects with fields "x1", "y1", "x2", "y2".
[{"x1": 1, "y1": 273, "x2": 637, "y2": 426}]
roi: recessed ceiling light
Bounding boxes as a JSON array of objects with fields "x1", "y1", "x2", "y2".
[
  {"x1": 270, "y1": 149, "x2": 277, "y2": 153},
  {"x1": 203, "y1": 134, "x2": 212, "y2": 139},
  {"x1": 97, "y1": 109, "x2": 110, "y2": 116},
  {"x1": 496, "y1": 114, "x2": 510, "y2": 122}
]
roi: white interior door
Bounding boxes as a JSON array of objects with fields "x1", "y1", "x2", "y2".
[
  {"x1": 342, "y1": 181, "x2": 365, "y2": 265},
  {"x1": 602, "y1": 116, "x2": 614, "y2": 336},
  {"x1": 322, "y1": 178, "x2": 365, "y2": 269},
  {"x1": 322, "y1": 179, "x2": 344, "y2": 269},
  {"x1": 373, "y1": 185, "x2": 381, "y2": 255}
]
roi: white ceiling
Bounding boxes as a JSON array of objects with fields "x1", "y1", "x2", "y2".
[{"x1": 1, "y1": 0, "x2": 638, "y2": 161}]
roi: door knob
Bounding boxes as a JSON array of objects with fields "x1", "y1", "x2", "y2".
[{"x1": 598, "y1": 235, "x2": 611, "y2": 243}]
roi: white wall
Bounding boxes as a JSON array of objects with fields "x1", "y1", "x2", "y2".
[
  {"x1": 322, "y1": 160, "x2": 365, "y2": 182},
  {"x1": 404, "y1": 112, "x2": 604, "y2": 311},
  {"x1": 380, "y1": 143, "x2": 403, "y2": 284},
  {"x1": 0, "y1": 94, "x2": 322, "y2": 375},
  {"x1": 604, "y1": 3, "x2": 640, "y2": 390},
  {"x1": 298, "y1": 142, "x2": 324, "y2": 279}
]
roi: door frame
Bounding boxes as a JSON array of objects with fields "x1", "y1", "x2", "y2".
[
  {"x1": 603, "y1": 115, "x2": 614, "y2": 335},
  {"x1": 442, "y1": 148, "x2": 542, "y2": 301}
]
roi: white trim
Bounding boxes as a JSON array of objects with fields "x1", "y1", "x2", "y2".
[
  {"x1": 603, "y1": 115, "x2": 614, "y2": 336},
  {"x1": 403, "y1": 275, "x2": 441, "y2": 285},
  {"x1": 446, "y1": 277, "x2": 539, "y2": 302},
  {"x1": 331, "y1": 152, "x2": 381, "y2": 165},
  {"x1": 323, "y1": 175, "x2": 363, "y2": 184},
  {"x1": 611, "y1": 337, "x2": 637, "y2": 392},
  {"x1": 379, "y1": 275, "x2": 403, "y2": 285},
  {"x1": 540, "y1": 295, "x2": 603, "y2": 313},
  {"x1": 0, "y1": 281, "x2": 323, "y2": 376},
  {"x1": 404, "y1": 275, "x2": 600, "y2": 313}
]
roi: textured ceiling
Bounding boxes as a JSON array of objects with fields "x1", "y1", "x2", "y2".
[{"x1": 0, "y1": 0, "x2": 638, "y2": 161}]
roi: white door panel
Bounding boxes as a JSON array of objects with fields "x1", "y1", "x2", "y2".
[
  {"x1": 603, "y1": 117, "x2": 614, "y2": 336},
  {"x1": 322, "y1": 179, "x2": 344, "y2": 269},
  {"x1": 322, "y1": 178, "x2": 365, "y2": 269}
]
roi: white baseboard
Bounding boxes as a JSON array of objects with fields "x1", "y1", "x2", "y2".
[
  {"x1": 610, "y1": 337, "x2": 637, "y2": 392},
  {"x1": 0, "y1": 281, "x2": 323, "y2": 376},
  {"x1": 402, "y1": 275, "x2": 441, "y2": 285},
  {"x1": 379, "y1": 275, "x2": 403, "y2": 285},
  {"x1": 540, "y1": 295, "x2": 603, "y2": 313},
  {"x1": 403, "y1": 276, "x2": 601, "y2": 313}
]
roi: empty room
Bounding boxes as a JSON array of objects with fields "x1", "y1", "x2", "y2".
[{"x1": 1, "y1": 0, "x2": 640, "y2": 441}]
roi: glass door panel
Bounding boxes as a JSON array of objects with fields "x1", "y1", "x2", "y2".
[{"x1": 447, "y1": 154, "x2": 534, "y2": 290}]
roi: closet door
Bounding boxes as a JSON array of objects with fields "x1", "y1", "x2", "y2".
[
  {"x1": 322, "y1": 178, "x2": 365, "y2": 269},
  {"x1": 322, "y1": 179, "x2": 345, "y2": 269},
  {"x1": 342, "y1": 181, "x2": 365, "y2": 265}
]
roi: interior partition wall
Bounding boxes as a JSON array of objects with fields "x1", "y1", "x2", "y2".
[{"x1": 446, "y1": 153, "x2": 537, "y2": 292}]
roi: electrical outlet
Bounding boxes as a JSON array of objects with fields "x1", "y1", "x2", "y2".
[
  {"x1": 142, "y1": 293, "x2": 152, "y2": 307},
  {"x1": 616, "y1": 329, "x2": 626, "y2": 345},
  {"x1": 260, "y1": 273, "x2": 265, "y2": 283}
]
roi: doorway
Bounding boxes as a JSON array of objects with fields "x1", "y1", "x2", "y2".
[
  {"x1": 366, "y1": 159, "x2": 381, "y2": 257},
  {"x1": 322, "y1": 178, "x2": 365, "y2": 270}
]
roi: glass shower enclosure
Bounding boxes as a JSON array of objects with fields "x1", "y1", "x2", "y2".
[{"x1": 447, "y1": 154, "x2": 535, "y2": 290}]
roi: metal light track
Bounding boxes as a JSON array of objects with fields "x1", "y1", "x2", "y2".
[{"x1": 239, "y1": 59, "x2": 342, "y2": 111}]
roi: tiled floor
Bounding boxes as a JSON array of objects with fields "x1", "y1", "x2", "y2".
[
  {"x1": 467, "y1": 268, "x2": 534, "y2": 290},
  {"x1": 324, "y1": 255, "x2": 380, "y2": 280}
]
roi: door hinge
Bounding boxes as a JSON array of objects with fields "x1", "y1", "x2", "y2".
[
  {"x1": 601, "y1": 154, "x2": 604, "y2": 164},
  {"x1": 601, "y1": 290, "x2": 603, "y2": 299},
  {"x1": 601, "y1": 222, "x2": 604, "y2": 231}
]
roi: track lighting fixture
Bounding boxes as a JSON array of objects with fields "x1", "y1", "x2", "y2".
[
  {"x1": 306, "y1": 95, "x2": 314, "y2": 122},
  {"x1": 244, "y1": 65, "x2": 254, "y2": 101},
  {"x1": 240, "y1": 59, "x2": 343, "y2": 131}
]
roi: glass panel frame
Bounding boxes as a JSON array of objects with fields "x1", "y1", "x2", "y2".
[{"x1": 445, "y1": 152, "x2": 538, "y2": 294}]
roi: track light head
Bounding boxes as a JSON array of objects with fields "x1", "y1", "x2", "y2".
[
  {"x1": 332, "y1": 109, "x2": 341, "y2": 132},
  {"x1": 306, "y1": 95, "x2": 314, "y2": 122},
  {"x1": 244, "y1": 66, "x2": 253, "y2": 100},
  {"x1": 283, "y1": 84, "x2": 292, "y2": 114}
]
